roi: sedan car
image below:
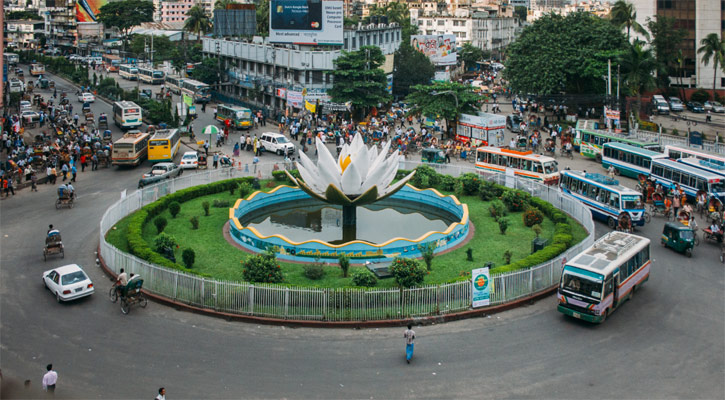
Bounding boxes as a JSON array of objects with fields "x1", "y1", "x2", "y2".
[
  {"x1": 138, "y1": 162, "x2": 182, "y2": 188},
  {"x1": 21, "y1": 110, "x2": 40, "y2": 123},
  {"x1": 20, "y1": 100, "x2": 32, "y2": 111},
  {"x1": 42, "y1": 264, "x2": 94, "y2": 302},
  {"x1": 180, "y1": 151, "x2": 199, "y2": 169},
  {"x1": 704, "y1": 101, "x2": 725, "y2": 113},
  {"x1": 687, "y1": 102, "x2": 705, "y2": 113},
  {"x1": 15, "y1": 67, "x2": 24, "y2": 76},
  {"x1": 78, "y1": 92, "x2": 95, "y2": 103}
]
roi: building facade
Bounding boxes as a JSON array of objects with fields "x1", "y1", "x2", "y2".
[
  {"x1": 471, "y1": 11, "x2": 516, "y2": 54},
  {"x1": 42, "y1": 0, "x2": 78, "y2": 50},
  {"x1": 4, "y1": 20, "x2": 45, "y2": 49},
  {"x1": 411, "y1": 8, "x2": 474, "y2": 43},
  {"x1": 158, "y1": 0, "x2": 214, "y2": 24}
]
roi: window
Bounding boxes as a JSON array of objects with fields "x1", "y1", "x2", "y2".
[
  {"x1": 352, "y1": 37, "x2": 356, "y2": 49},
  {"x1": 438, "y1": 20, "x2": 444, "y2": 26},
  {"x1": 663, "y1": 167, "x2": 672, "y2": 180}
]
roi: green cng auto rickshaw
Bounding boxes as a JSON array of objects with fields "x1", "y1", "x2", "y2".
[
  {"x1": 661, "y1": 221, "x2": 695, "y2": 257},
  {"x1": 422, "y1": 148, "x2": 447, "y2": 164}
]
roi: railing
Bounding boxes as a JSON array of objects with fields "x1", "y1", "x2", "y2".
[
  {"x1": 631, "y1": 129, "x2": 725, "y2": 155},
  {"x1": 99, "y1": 162, "x2": 595, "y2": 321}
]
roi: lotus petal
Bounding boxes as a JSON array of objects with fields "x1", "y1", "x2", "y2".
[
  {"x1": 340, "y1": 159, "x2": 363, "y2": 195},
  {"x1": 350, "y1": 143, "x2": 370, "y2": 178},
  {"x1": 296, "y1": 163, "x2": 326, "y2": 193},
  {"x1": 324, "y1": 184, "x2": 353, "y2": 206},
  {"x1": 368, "y1": 141, "x2": 391, "y2": 180},
  {"x1": 350, "y1": 132, "x2": 364, "y2": 153},
  {"x1": 350, "y1": 185, "x2": 379, "y2": 206},
  {"x1": 378, "y1": 171, "x2": 415, "y2": 200},
  {"x1": 316, "y1": 137, "x2": 341, "y2": 176},
  {"x1": 298, "y1": 181, "x2": 332, "y2": 203}
]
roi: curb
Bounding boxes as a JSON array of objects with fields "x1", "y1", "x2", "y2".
[{"x1": 97, "y1": 243, "x2": 556, "y2": 328}]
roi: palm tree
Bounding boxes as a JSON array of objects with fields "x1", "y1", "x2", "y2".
[
  {"x1": 214, "y1": 0, "x2": 237, "y2": 9},
  {"x1": 610, "y1": 0, "x2": 649, "y2": 41},
  {"x1": 697, "y1": 33, "x2": 725, "y2": 99},
  {"x1": 619, "y1": 40, "x2": 657, "y2": 117},
  {"x1": 184, "y1": 5, "x2": 212, "y2": 44}
]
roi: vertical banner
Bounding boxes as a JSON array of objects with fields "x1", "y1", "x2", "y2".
[{"x1": 471, "y1": 267, "x2": 491, "y2": 308}]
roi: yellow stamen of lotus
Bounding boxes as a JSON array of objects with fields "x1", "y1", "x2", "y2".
[{"x1": 340, "y1": 155, "x2": 352, "y2": 173}]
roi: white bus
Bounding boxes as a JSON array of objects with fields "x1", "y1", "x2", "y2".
[
  {"x1": 4, "y1": 53, "x2": 19, "y2": 66},
  {"x1": 649, "y1": 158, "x2": 725, "y2": 201},
  {"x1": 112, "y1": 131, "x2": 150, "y2": 166},
  {"x1": 180, "y1": 79, "x2": 211, "y2": 103},
  {"x1": 30, "y1": 63, "x2": 45, "y2": 76},
  {"x1": 475, "y1": 147, "x2": 559, "y2": 185},
  {"x1": 557, "y1": 231, "x2": 651, "y2": 323},
  {"x1": 119, "y1": 64, "x2": 138, "y2": 80},
  {"x1": 137, "y1": 66, "x2": 165, "y2": 85},
  {"x1": 164, "y1": 75, "x2": 185, "y2": 94},
  {"x1": 664, "y1": 145, "x2": 725, "y2": 167},
  {"x1": 113, "y1": 101, "x2": 143, "y2": 130}
]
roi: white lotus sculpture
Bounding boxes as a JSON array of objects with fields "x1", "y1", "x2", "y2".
[{"x1": 285, "y1": 134, "x2": 415, "y2": 207}]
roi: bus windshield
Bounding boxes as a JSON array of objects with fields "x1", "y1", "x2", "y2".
[
  {"x1": 544, "y1": 161, "x2": 558, "y2": 174},
  {"x1": 149, "y1": 140, "x2": 167, "y2": 146},
  {"x1": 114, "y1": 143, "x2": 133, "y2": 149},
  {"x1": 236, "y1": 110, "x2": 251, "y2": 119},
  {"x1": 710, "y1": 182, "x2": 725, "y2": 193},
  {"x1": 153, "y1": 71, "x2": 164, "y2": 78},
  {"x1": 622, "y1": 195, "x2": 643, "y2": 210},
  {"x1": 561, "y1": 267, "x2": 603, "y2": 301}
]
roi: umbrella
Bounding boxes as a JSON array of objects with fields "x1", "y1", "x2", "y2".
[{"x1": 202, "y1": 125, "x2": 220, "y2": 135}]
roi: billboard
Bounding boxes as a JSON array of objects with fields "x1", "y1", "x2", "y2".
[
  {"x1": 410, "y1": 34, "x2": 457, "y2": 66},
  {"x1": 76, "y1": 0, "x2": 108, "y2": 22},
  {"x1": 269, "y1": 0, "x2": 344, "y2": 45}
]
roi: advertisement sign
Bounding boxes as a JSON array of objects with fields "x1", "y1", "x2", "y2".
[
  {"x1": 457, "y1": 113, "x2": 505, "y2": 144},
  {"x1": 386, "y1": 73, "x2": 393, "y2": 94},
  {"x1": 76, "y1": 0, "x2": 109, "y2": 22},
  {"x1": 287, "y1": 90, "x2": 304, "y2": 108},
  {"x1": 269, "y1": 0, "x2": 344, "y2": 45},
  {"x1": 471, "y1": 267, "x2": 491, "y2": 308},
  {"x1": 604, "y1": 107, "x2": 620, "y2": 121},
  {"x1": 411, "y1": 35, "x2": 457, "y2": 66},
  {"x1": 276, "y1": 88, "x2": 287, "y2": 98}
]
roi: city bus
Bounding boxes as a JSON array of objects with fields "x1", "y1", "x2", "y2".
[
  {"x1": 676, "y1": 157, "x2": 725, "y2": 180},
  {"x1": 148, "y1": 129, "x2": 181, "y2": 163},
  {"x1": 578, "y1": 129, "x2": 659, "y2": 161},
  {"x1": 102, "y1": 54, "x2": 121, "y2": 72},
  {"x1": 4, "y1": 53, "x2": 19, "y2": 66},
  {"x1": 216, "y1": 104, "x2": 253, "y2": 130},
  {"x1": 180, "y1": 79, "x2": 211, "y2": 103},
  {"x1": 119, "y1": 64, "x2": 138, "y2": 80},
  {"x1": 601, "y1": 142, "x2": 667, "y2": 179},
  {"x1": 475, "y1": 147, "x2": 559, "y2": 185},
  {"x1": 664, "y1": 145, "x2": 725, "y2": 167},
  {"x1": 113, "y1": 101, "x2": 143, "y2": 130},
  {"x1": 649, "y1": 158, "x2": 725, "y2": 201},
  {"x1": 560, "y1": 170, "x2": 648, "y2": 228},
  {"x1": 30, "y1": 63, "x2": 45, "y2": 76},
  {"x1": 137, "y1": 66, "x2": 165, "y2": 85},
  {"x1": 557, "y1": 231, "x2": 651, "y2": 323},
  {"x1": 112, "y1": 131, "x2": 150, "y2": 166},
  {"x1": 164, "y1": 74, "x2": 185, "y2": 95}
]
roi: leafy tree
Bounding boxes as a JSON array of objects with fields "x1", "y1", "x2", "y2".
[
  {"x1": 184, "y1": 5, "x2": 212, "y2": 44},
  {"x1": 610, "y1": 0, "x2": 648, "y2": 41},
  {"x1": 368, "y1": 1, "x2": 416, "y2": 42},
  {"x1": 389, "y1": 257, "x2": 426, "y2": 288},
  {"x1": 619, "y1": 40, "x2": 657, "y2": 116},
  {"x1": 504, "y1": 12, "x2": 627, "y2": 94},
  {"x1": 697, "y1": 33, "x2": 725, "y2": 99},
  {"x1": 129, "y1": 35, "x2": 176, "y2": 62},
  {"x1": 192, "y1": 57, "x2": 219, "y2": 85},
  {"x1": 405, "y1": 81, "x2": 480, "y2": 136},
  {"x1": 646, "y1": 16, "x2": 687, "y2": 88},
  {"x1": 6, "y1": 10, "x2": 40, "y2": 20},
  {"x1": 513, "y1": 6, "x2": 527, "y2": 22},
  {"x1": 242, "y1": 251, "x2": 283, "y2": 283},
  {"x1": 97, "y1": 0, "x2": 154, "y2": 49},
  {"x1": 393, "y1": 43, "x2": 434, "y2": 98},
  {"x1": 329, "y1": 46, "x2": 391, "y2": 119},
  {"x1": 459, "y1": 42, "x2": 485, "y2": 70},
  {"x1": 256, "y1": 0, "x2": 269, "y2": 36},
  {"x1": 214, "y1": 0, "x2": 237, "y2": 9}
]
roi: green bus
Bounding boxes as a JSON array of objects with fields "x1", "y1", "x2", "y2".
[{"x1": 577, "y1": 127, "x2": 660, "y2": 161}]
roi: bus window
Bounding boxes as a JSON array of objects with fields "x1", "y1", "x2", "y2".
[
  {"x1": 523, "y1": 160, "x2": 532, "y2": 171},
  {"x1": 663, "y1": 167, "x2": 672, "y2": 180},
  {"x1": 600, "y1": 190, "x2": 610, "y2": 204},
  {"x1": 671, "y1": 171, "x2": 680, "y2": 184},
  {"x1": 583, "y1": 133, "x2": 590, "y2": 143},
  {"x1": 535, "y1": 162, "x2": 543, "y2": 174},
  {"x1": 609, "y1": 193, "x2": 619, "y2": 208}
]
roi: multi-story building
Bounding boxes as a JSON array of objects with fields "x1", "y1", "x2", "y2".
[
  {"x1": 527, "y1": 1, "x2": 611, "y2": 21},
  {"x1": 471, "y1": 10, "x2": 516, "y2": 55},
  {"x1": 158, "y1": 0, "x2": 214, "y2": 24},
  {"x1": 632, "y1": 0, "x2": 724, "y2": 90},
  {"x1": 42, "y1": 0, "x2": 77, "y2": 50},
  {"x1": 5, "y1": 20, "x2": 45, "y2": 49},
  {"x1": 202, "y1": 23, "x2": 402, "y2": 114},
  {"x1": 411, "y1": 8, "x2": 474, "y2": 43}
]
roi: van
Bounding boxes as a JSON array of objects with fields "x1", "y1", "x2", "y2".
[
  {"x1": 9, "y1": 79, "x2": 24, "y2": 93},
  {"x1": 260, "y1": 132, "x2": 295, "y2": 155},
  {"x1": 652, "y1": 95, "x2": 669, "y2": 115},
  {"x1": 669, "y1": 97, "x2": 684, "y2": 112}
]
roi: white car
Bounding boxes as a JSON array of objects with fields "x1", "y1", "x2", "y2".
[
  {"x1": 42, "y1": 264, "x2": 94, "y2": 302},
  {"x1": 180, "y1": 151, "x2": 199, "y2": 169},
  {"x1": 78, "y1": 92, "x2": 95, "y2": 103},
  {"x1": 704, "y1": 101, "x2": 725, "y2": 113},
  {"x1": 260, "y1": 132, "x2": 295, "y2": 155},
  {"x1": 20, "y1": 100, "x2": 32, "y2": 111}
]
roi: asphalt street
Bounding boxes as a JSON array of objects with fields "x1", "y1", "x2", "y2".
[{"x1": 0, "y1": 68, "x2": 723, "y2": 399}]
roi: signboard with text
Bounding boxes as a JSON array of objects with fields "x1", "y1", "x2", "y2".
[
  {"x1": 471, "y1": 267, "x2": 491, "y2": 308},
  {"x1": 269, "y1": 0, "x2": 344, "y2": 45},
  {"x1": 411, "y1": 34, "x2": 457, "y2": 66}
]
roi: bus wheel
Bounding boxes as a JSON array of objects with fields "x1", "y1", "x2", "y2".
[
  {"x1": 595, "y1": 153, "x2": 602, "y2": 163},
  {"x1": 608, "y1": 217, "x2": 617, "y2": 229}
]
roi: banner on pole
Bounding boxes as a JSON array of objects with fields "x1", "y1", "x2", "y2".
[{"x1": 471, "y1": 267, "x2": 491, "y2": 308}]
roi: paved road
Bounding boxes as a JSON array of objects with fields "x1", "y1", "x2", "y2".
[{"x1": 1, "y1": 69, "x2": 723, "y2": 399}]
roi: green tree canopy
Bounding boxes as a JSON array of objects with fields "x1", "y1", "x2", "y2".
[
  {"x1": 256, "y1": 0, "x2": 269, "y2": 36},
  {"x1": 393, "y1": 43, "x2": 434, "y2": 98},
  {"x1": 97, "y1": 0, "x2": 154, "y2": 47},
  {"x1": 646, "y1": 15, "x2": 686, "y2": 88},
  {"x1": 6, "y1": 10, "x2": 41, "y2": 20},
  {"x1": 329, "y1": 46, "x2": 391, "y2": 117},
  {"x1": 459, "y1": 42, "x2": 486, "y2": 70},
  {"x1": 214, "y1": 0, "x2": 238, "y2": 9},
  {"x1": 368, "y1": 2, "x2": 416, "y2": 42},
  {"x1": 129, "y1": 35, "x2": 176, "y2": 62},
  {"x1": 184, "y1": 5, "x2": 212, "y2": 44},
  {"x1": 619, "y1": 40, "x2": 657, "y2": 114},
  {"x1": 192, "y1": 58, "x2": 220, "y2": 85},
  {"x1": 697, "y1": 33, "x2": 725, "y2": 97},
  {"x1": 404, "y1": 81, "x2": 480, "y2": 134},
  {"x1": 504, "y1": 12, "x2": 627, "y2": 95}
]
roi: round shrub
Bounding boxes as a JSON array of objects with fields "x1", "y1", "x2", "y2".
[
  {"x1": 457, "y1": 173, "x2": 481, "y2": 195},
  {"x1": 242, "y1": 252, "x2": 283, "y2": 283},
  {"x1": 498, "y1": 217, "x2": 510, "y2": 234},
  {"x1": 478, "y1": 180, "x2": 503, "y2": 201},
  {"x1": 239, "y1": 182, "x2": 253, "y2": 199},
  {"x1": 351, "y1": 269, "x2": 377, "y2": 287},
  {"x1": 168, "y1": 201, "x2": 181, "y2": 218},
  {"x1": 437, "y1": 174, "x2": 457, "y2": 191},
  {"x1": 202, "y1": 201, "x2": 210, "y2": 216},
  {"x1": 488, "y1": 199, "x2": 507, "y2": 220},
  {"x1": 690, "y1": 89, "x2": 710, "y2": 103},
  {"x1": 303, "y1": 263, "x2": 325, "y2": 280},
  {"x1": 338, "y1": 253, "x2": 350, "y2": 277},
  {"x1": 389, "y1": 257, "x2": 426, "y2": 288},
  {"x1": 501, "y1": 189, "x2": 530, "y2": 211},
  {"x1": 523, "y1": 208, "x2": 544, "y2": 227},
  {"x1": 411, "y1": 165, "x2": 439, "y2": 188},
  {"x1": 182, "y1": 248, "x2": 195, "y2": 268},
  {"x1": 189, "y1": 216, "x2": 199, "y2": 230},
  {"x1": 154, "y1": 216, "x2": 168, "y2": 233},
  {"x1": 154, "y1": 233, "x2": 178, "y2": 252}
]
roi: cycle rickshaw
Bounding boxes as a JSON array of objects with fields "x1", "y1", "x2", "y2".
[
  {"x1": 43, "y1": 230, "x2": 65, "y2": 261},
  {"x1": 109, "y1": 278, "x2": 148, "y2": 314}
]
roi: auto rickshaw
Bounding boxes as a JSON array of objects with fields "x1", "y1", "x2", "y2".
[
  {"x1": 661, "y1": 221, "x2": 695, "y2": 257},
  {"x1": 39, "y1": 78, "x2": 49, "y2": 89},
  {"x1": 422, "y1": 147, "x2": 447, "y2": 164}
]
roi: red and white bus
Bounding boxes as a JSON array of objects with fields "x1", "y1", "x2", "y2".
[
  {"x1": 475, "y1": 147, "x2": 560, "y2": 185},
  {"x1": 103, "y1": 54, "x2": 121, "y2": 72}
]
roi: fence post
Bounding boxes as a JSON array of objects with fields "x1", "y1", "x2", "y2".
[
  {"x1": 284, "y1": 287, "x2": 289, "y2": 318},
  {"x1": 214, "y1": 281, "x2": 218, "y2": 311},
  {"x1": 529, "y1": 268, "x2": 534, "y2": 293},
  {"x1": 436, "y1": 284, "x2": 443, "y2": 315},
  {"x1": 200, "y1": 278, "x2": 204, "y2": 307},
  {"x1": 173, "y1": 271, "x2": 178, "y2": 300},
  {"x1": 249, "y1": 285, "x2": 255, "y2": 314}
]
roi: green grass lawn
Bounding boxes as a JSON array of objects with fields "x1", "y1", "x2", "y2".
[{"x1": 105, "y1": 185, "x2": 586, "y2": 288}]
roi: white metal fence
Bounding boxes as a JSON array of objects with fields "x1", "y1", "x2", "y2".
[
  {"x1": 631, "y1": 129, "x2": 725, "y2": 155},
  {"x1": 99, "y1": 162, "x2": 595, "y2": 321}
]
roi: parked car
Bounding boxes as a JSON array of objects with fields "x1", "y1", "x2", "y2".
[
  {"x1": 21, "y1": 110, "x2": 40, "y2": 123},
  {"x1": 687, "y1": 102, "x2": 705, "y2": 113},
  {"x1": 704, "y1": 101, "x2": 725, "y2": 113},
  {"x1": 180, "y1": 151, "x2": 199, "y2": 169},
  {"x1": 260, "y1": 132, "x2": 295, "y2": 155},
  {"x1": 42, "y1": 264, "x2": 94, "y2": 302},
  {"x1": 78, "y1": 92, "x2": 95, "y2": 103},
  {"x1": 20, "y1": 100, "x2": 32, "y2": 111},
  {"x1": 669, "y1": 97, "x2": 684, "y2": 112},
  {"x1": 15, "y1": 68, "x2": 24, "y2": 77},
  {"x1": 138, "y1": 162, "x2": 182, "y2": 188}
]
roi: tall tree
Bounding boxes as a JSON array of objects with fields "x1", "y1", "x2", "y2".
[
  {"x1": 610, "y1": 0, "x2": 648, "y2": 41},
  {"x1": 97, "y1": 0, "x2": 154, "y2": 49},
  {"x1": 646, "y1": 15, "x2": 687, "y2": 88},
  {"x1": 192, "y1": 57, "x2": 220, "y2": 85},
  {"x1": 329, "y1": 46, "x2": 391, "y2": 119},
  {"x1": 404, "y1": 81, "x2": 480, "y2": 137},
  {"x1": 505, "y1": 12, "x2": 627, "y2": 95},
  {"x1": 619, "y1": 40, "x2": 657, "y2": 116},
  {"x1": 393, "y1": 43, "x2": 435, "y2": 98},
  {"x1": 368, "y1": 1, "x2": 416, "y2": 42},
  {"x1": 214, "y1": 0, "x2": 237, "y2": 9},
  {"x1": 256, "y1": 0, "x2": 269, "y2": 36},
  {"x1": 184, "y1": 5, "x2": 212, "y2": 44},
  {"x1": 697, "y1": 33, "x2": 725, "y2": 99},
  {"x1": 459, "y1": 42, "x2": 486, "y2": 70}
]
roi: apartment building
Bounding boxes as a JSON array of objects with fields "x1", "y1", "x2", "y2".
[
  {"x1": 5, "y1": 20, "x2": 45, "y2": 49},
  {"x1": 471, "y1": 11, "x2": 516, "y2": 54},
  {"x1": 411, "y1": 8, "x2": 474, "y2": 43},
  {"x1": 158, "y1": 0, "x2": 214, "y2": 24}
]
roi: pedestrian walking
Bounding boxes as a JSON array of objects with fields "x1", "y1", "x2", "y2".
[
  {"x1": 70, "y1": 164, "x2": 77, "y2": 182},
  {"x1": 213, "y1": 152, "x2": 219, "y2": 169},
  {"x1": 31, "y1": 172, "x2": 38, "y2": 191},
  {"x1": 155, "y1": 387, "x2": 166, "y2": 400},
  {"x1": 42, "y1": 364, "x2": 57, "y2": 392},
  {"x1": 404, "y1": 324, "x2": 415, "y2": 364}
]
